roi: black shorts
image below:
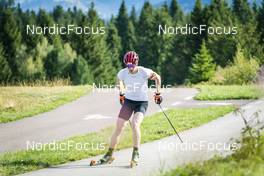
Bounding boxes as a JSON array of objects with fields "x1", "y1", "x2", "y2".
[{"x1": 118, "y1": 99, "x2": 148, "y2": 121}]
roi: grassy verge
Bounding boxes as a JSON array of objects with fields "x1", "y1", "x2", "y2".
[
  {"x1": 0, "y1": 106, "x2": 235, "y2": 176},
  {"x1": 0, "y1": 86, "x2": 91, "y2": 123},
  {"x1": 194, "y1": 85, "x2": 264, "y2": 100},
  {"x1": 163, "y1": 137, "x2": 264, "y2": 176},
  {"x1": 162, "y1": 123, "x2": 264, "y2": 176}
]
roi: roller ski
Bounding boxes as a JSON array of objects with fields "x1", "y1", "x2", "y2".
[
  {"x1": 90, "y1": 152, "x2": 115, "y2": 166},
  {"x1": 130, "y1": 148, "x2": 139, "y2": 168}
]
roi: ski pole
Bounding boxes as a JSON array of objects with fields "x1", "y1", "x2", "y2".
[{"x1": 158, "y1": 104, "x2": 183, "y2": 143}]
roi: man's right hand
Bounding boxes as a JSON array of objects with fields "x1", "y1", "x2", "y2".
[{"x1": 120, "y1": 93, "x2": 125, "y2": 105}]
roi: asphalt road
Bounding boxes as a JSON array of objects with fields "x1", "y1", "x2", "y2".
[
  {"x1": 0, "y1": 88, "x2": 250, "y2": 152},
  {"x1": 20, "y1": 99, "x2": 264, "y2": 176}
]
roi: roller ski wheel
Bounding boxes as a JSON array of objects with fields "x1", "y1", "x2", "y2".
[{"x1": 90, "y1": 156, "x2": 115, "y2": 166}]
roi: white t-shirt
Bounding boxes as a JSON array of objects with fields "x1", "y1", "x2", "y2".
[{"x1": 117, "y1": 66, "x2": 153, "y2": 101}]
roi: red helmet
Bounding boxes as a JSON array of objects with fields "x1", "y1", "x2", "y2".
[{"x1": 123, "y1": 51, "x2": 139, "y2": 65}]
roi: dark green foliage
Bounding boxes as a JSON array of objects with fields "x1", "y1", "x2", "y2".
[
  {"x1": 231, "y1": 0, "x2": 264, "y2": 64},
  {"x1": 0, "y1": 0, "x2": 263, "y2": 85},
  {"x1": 258, "y1": 0, "x2": 264, "y2": 44},
  {"x1": 233, "y1": 0, "x2": 253, "y2": 23},
  {"x1": 205, "y1": 0, "x2": 237, "y2": 67},
  {"x1": 107, "y1": 19, "x2": 122, "y2": 71},
  {"x1": 188, "y1": 40, "x2": 216, "y2": 83},
  {"x1": 53, "y1": 5, "x2": 65, "y2": 24},
  {"x1": 191, "y1": 0, "x2": 204, "y2": 51},
  {"x1": 71, "y1": 56, "x2": 93, "y2": 85},
  {"x1": 19, "y1": 10, "x2": 42, "y2": 50},
  {"x1": 0, "y1": 43, "x2": 11, "y2": 82},
  {"x1": 169, "y1": 0, "x2": 183, "y2": 23},
  {"x1": 45, "y1": 43, "x2": 76, "y2": 79},
  {"x1": 116, "y1": 0, "x2": 136, "y2": 55},
  {"x1": 0, "y1": 0, "x2": 14, "y2": 9},
  {"x1": 165, "y1": 34, "x2": 194, "y2": 84},
  {"x1": 37, "y1": 9, "x2": 58, "y2": 44},
  {"x1": 78, "y1": 3, "x2": 116, "y2": 84},
  {"x1": 0, "y1": 8, "x2": 21, "y2": 77},
  {"x1": 130, "y1": 6, "x2": 137, "y2": 26},
  {"x1": 252, "y1": 0, "x2": 259, "y2": 14},
  {"x1": 191, "y1": 0, "x2": 203, "y2": 26},
  {"x1": 136, "y1": 2, "x2": 155, "y2": 68},
  {"x1": 152, "y1": 6, "x2": 173, "y2": 74}
]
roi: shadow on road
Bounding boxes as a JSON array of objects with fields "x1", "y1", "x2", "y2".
[{"x1": 50, "y1": 164, "x2": 131, "y2": 169}]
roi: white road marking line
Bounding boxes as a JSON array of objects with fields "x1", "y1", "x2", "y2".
[
  {"x1": 172, "y1": 101, "x2": 182, "y2": 106},
  {"x1": 83, "y1": 114, "x2": 113, "y2": 120},
  {"x1": 184, "y1": 96, "x2": 194, "y2": 100}
]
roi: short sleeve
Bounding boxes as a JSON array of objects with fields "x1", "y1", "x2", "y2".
[
  {"x1": 142, "y1": 67, "x2": 154, "y2": 79},
  {"x1": 117, "y1": 69, "x2": 124, "y2": 80}
]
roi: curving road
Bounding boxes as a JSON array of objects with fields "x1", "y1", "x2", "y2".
[
  {"x1": 20, "y1": 99, "x2": 264, "y2": 176},
  {"x1": 0, "y1": 88, "x2": 250, "y2": 152}
]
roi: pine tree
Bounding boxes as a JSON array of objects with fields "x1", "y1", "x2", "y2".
[
  {"x1": 53, "y1": 5, "x2": 65, "y2": 24},
  {"x1": 37, "y1": 9, "x2": 59, "y2": 44},
  {"x1": 152, "y1": 6, "x2": 173, "y2": 74},
  {"x1": 32, "y1": 37, "x2": 53, "y2": 80},
  {"x1": 107, "y1": 18, "x2": 122, "y2": 71},
  {"x1": 188, "y1": 40, "x2": 216, "y2": 83},
  {"x1": 205, "y1": 0, "x2": 237, "y2": 67},
  {"x1": 0, "y1": 0, "x2": 14, "y2": 9},
  {"x1": 20, "y1": 10, "x2": 42, "y2": 50},
  {"x1": 169, "y1": 0, "x2": 183, "y2": 23},
  {"x1": 162, "y1": 2, "x2": 169, "y2": 13},
  {"x1": 75, "y1": 3, "x2": 116, "y2": 84},
  {"x1": 166, "y1": 33, "x2": 194, "y2": 84},
  {"x1": 130, "y1": 6, "x2": 137, "y2": 26},
  {"x1": 0, "y1": 43, "x2": 11, "y2": 82},
  {"x1": 252, "y1": 0, "x2": 259, "y2": 14},
  {"x1": 191, "y1": 0, "x2": 205, "y2": 53},
  {"x1": 116, "y1": 0, "x2": 129, "y2": 55},
  {"x1": 115, "y1": 1, "x2": 136, "y2": 56},
  {"x1": 136, "y1": 1, "x2": 155, "y2": 68},
  {"x1": 258, "y1": 0, "x2": 264, "y2": 45},
  {"x1": 233, "y1": 0, "x2": 253, "y2": 23},
  {"x1": 0, "y1": 8, "x2": 22, "y2": 78},
  {"x1": 15, "y1": 37, "x2": 52, "y2": 81},
  {"x1": 234, "y1": 10, "x2": 264, "y2": 64},
  {"x1": 44, "y1": 43, "x2": 76, "y2": 79},
  {"x1": 125, "y1": 20, "x2": 136, "y2": 52},
  {"x1": 191, "y1": 0, "x2": 203, "y2": 26},
  {"x1": 71, "y1": 56, "x2": 93, "y2": 85}
]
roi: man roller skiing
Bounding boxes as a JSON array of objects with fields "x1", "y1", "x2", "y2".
[{"x1": 90, "y1": 51, "x2": 162, "y2": 167}]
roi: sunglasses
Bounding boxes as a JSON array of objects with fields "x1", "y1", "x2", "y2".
[{"x1": 126, "y1": 63, "x2": 136, "y2": 69}]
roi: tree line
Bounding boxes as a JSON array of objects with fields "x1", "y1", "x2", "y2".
[{"x1": 0, "y1": 0, "x2": 264, "y2": 85}]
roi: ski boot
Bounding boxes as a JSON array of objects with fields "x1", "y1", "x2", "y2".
[{"x1": 130, "y1": 148, "x2": 139, "y2": 168}]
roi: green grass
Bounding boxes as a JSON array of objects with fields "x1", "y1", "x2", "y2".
[
  {"x1": 0, "y1": 86, "x2": 91, "y2": 123},
  {"x1": 194, "y1": 85, "x2": 264, "y2": 100},
  {"x1": 0, "y1": 106, "x2": 235, "y2": 176},
  {"x1": 162, "y1": 133, "x2": 264, "y2": 176}
]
